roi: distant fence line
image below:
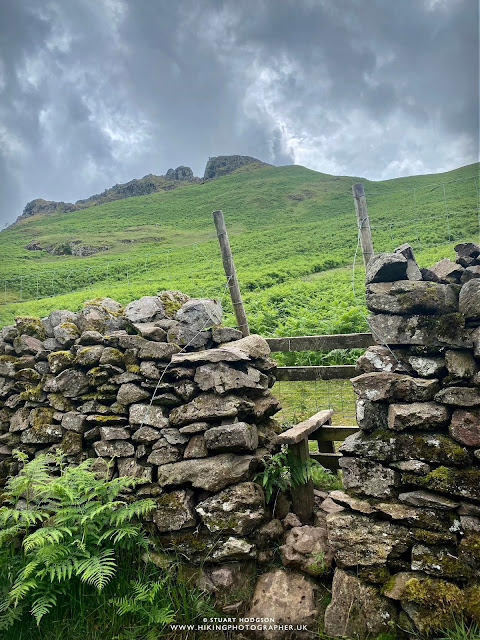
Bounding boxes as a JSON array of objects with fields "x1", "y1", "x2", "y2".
[{"x1": 1, "y1": 239, "x2": 224, "y2": 306}]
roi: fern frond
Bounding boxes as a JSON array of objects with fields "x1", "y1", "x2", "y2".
[
  {"x1": 109, "y1": 595, "x2": 137, "y2": 616},
  {"x1": 0, "y1": 524, "x2": 22, "y2": 544},
  {"x1": 109, "y1": 580, "x2": 175, "y2": 627},
  {"x1": 54, "y1": 505, "x2": 88, "y2": 526},
  {"x1": 20, "y1": 560, "x2": 40, "y2": 580},
  {"x1": 0, "y1": 600, "x2": 24, "y2": 631},
  {"x1": 31, "y1": 590, "x2": 58, "y2": 626},
  {"x1": 23, "y1": 526, "x2": 71, "y2": 551},
  {"x1": 109, "y1": 499, "x2": 155, "y2": 526},
  {"x1": 35, "y1": 543, "x2": 72, "y2": 568},
  {"x1": 132, "y1": 579, "x2": 167, "y2": 603},
  {"x1": 9, "y1": 577, "x2": 37, "y2": 605},
  {"x1": 76, "y1": 549, "x2": 116, "y2": 591},
  {"x1": 48, "y1": 558, "x2": 76, "y2": 583},
  {"x1": 0, "y1": 507, "x2": 50, "y2": 531},
  {"x1": 105, "y1": 475, "x2": 142, "y2": 499},
  {"x1": 150, "y1": 606, "x2": 175, "y2": 625},
  {"x1": 80, "y1": 501, "x2": 124, "y2": 525},
  {"x1": 97, "y1": 523, "x2": 140, "y2": 545}
]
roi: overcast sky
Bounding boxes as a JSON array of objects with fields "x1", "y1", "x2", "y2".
[{"x1": 0, "y1": 0, "x2": 478, "y2": 227}]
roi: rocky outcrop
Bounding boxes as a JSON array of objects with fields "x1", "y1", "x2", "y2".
[
  {"x1": 13, "y1": 168, "x2": 199, "y2": 226},
  {"x1": 165, "y1": 166, "x2": 194, "y2": 181},
  {"x1": 203, "y1": 155, "x2": 268, "y2": 179},
  {"x1": 21, "y1": 199, "x2": 79, "y2": 219},
  {"x1": 13, "y1": 155, "x2": 269, "y2": 226}
]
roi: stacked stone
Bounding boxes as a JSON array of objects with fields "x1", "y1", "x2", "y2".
[
  {"x1": 0, "y1": 291, "x2": 282, "y2": 576},
  {"x1": 324, "y1": 243, "x2": 480, "y2": 638}
]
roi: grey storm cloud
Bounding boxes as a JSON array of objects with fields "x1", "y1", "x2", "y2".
[{"x1": 0, "y1": 0, "x2": 478, "y2": 226}]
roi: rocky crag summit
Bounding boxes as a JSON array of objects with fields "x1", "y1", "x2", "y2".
[{"x1": 14, "y1": 155, "x2": 268, "y2": 226}]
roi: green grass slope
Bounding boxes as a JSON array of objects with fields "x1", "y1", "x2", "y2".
[{"x1": 0, "y1": 161, "x2": 478, "y2": 346}]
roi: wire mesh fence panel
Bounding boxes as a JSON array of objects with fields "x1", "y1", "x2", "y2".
[
  {"x1": 273, "y1": 379, "x2": 356, "y2": 427},
  {"x1": 365, "y1": 174, "x2": 480, "y2": 252}
]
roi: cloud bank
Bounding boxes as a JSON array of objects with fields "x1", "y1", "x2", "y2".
[{"x1": 0, "y1": 0, "x2": 478, "y2": 225}]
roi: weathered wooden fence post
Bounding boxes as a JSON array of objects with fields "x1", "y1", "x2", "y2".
[
  {"x1": 352, "y1": 183, "x2": 374, "y2": 268},
  {"x1": 212, "y1": 210, "x2": 250, "y2": 337}
]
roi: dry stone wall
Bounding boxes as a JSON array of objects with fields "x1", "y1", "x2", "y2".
[
  {"x1": 3, "y1": 246, "x2": 480, "y2": 638},
  {"x1": 324, "y1": 243, "x2": 480, "y2": 638},
  {"x1": 0, "y1": 291, "x2": 282, "y2": 579}
]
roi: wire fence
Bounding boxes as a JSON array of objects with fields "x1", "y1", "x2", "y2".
[
  {"x1": 1, "y1": 239, "x2": 229, "y2": 306},
  {"x1": 273, "y1": 379, "x2": 356, "y2": 427}
]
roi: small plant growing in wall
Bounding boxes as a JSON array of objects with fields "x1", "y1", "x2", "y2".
[
  {"x1": 0, "y1": 450, "x2": 157, "y2": 629},
  {"x1": 256, "y1": 446, "x2": 340, "y2": 503}
]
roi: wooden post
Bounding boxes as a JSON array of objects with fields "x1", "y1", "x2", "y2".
[
  {"x1": 314, "y1": 416, "x2": 335, "y2": 455},
  {"x1": 212, "y1": 210, "x2": 250, "y2": 337},
  {"x1": 289, "y1": 438, "x2": 314, "y2": 524},
  {"x1": 352, "y1": 183, "x2": 374, "y2": 268}
]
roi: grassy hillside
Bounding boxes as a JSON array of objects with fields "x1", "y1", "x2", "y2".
[{"x1": 0, "y1": 161, "x2": 478, "y2": 346}]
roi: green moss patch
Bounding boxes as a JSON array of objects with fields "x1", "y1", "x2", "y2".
[{"x1": 403, "y1": 466, "x2": 480, "y2": 502}]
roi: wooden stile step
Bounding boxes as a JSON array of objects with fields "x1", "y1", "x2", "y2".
[{"x1": 276, "y1": 409, "x2": 333, "y2": 445}]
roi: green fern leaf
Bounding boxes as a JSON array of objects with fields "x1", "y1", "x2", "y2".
[
  {"x1": 76, "y1": 549, "x2": 117, "y2": 591},
  {"x1": 0, "y1": 600, "x2": 24, "y2": 631},
  {"x1": 23, "y1": 526, "x2": 71, "y2": 551},
  {"x1": 31, "y1": 590, "x2": 58, "y2": 626},
  {"x1": 9, "y1": 578, "x2": 37, "y2": 606},
  {"x1": 108, "y1": 499, "x2": 155, "y2": 526},
  {"x1": 97, "y1": 523, "x2": 140, "y2": 545}
]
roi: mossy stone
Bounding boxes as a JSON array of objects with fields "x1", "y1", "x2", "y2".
[
  {"x1": 403, "y1": 466, "x2": 480, "y2": 502},
  {"x1": 86, "y1": 367, "x2": 109, "y2": 386},
  {"x1": 14, "y1": 368, "x2": 41, "y2": 383},
  {"x1": 158, "y1": 530, "x2": 214, "y2": 564},
  {"x1": 464, "y1": 583, "x2": 480, "y2": 623},
  {"x1": 47, "y1": 351, "x2": 75, "y2": 374},
  {"x1": 47, "y1": 393, "x2": 74, "y2": 412},
  {"x1": 126, "y1": 364, "x2": 141, "y2": 374},
  {"x1": 19, "y1": 384, "x2": 44, "y2": 402},
  {"x1": 358, "y1": 566, "x2": 391, "y2": 585},
  {"x1": 343, "y1": 428, "x2": 470, "y2": 467},
  {"x1": 410, "y1": 528, "x2": 456, "y2": 545},
  {"x1": 459, "y1": 533, "x2": 480, "y2": 570},
  {"x1": 30, "y1": 407, "x2": 56, "y2": 430},
  {"x1": 15, "y1": 316, "x2": 45, "y2": 340},
  {"x1": 75, "y1": 345, "x2": 104, "y2": 367},
  {"x1": 59, "y1": 321, "x2": 79, "y2": 332},
  {"x1": 0, "y1": 356, "x2": 21, "y2": 377},
  {"x1": 60, "y1": 431, "x2": 83, "y2": 455},
  {"x1": 159, "y1": 292, "x2": 187, "y2": 318},
  {"x1": 404, "y1": 576, "x2": 464, "y2": 614},
  {"x1": 411, "y1": 544, "x2": 473, "y2": 580},
  {"x1": 99, "y1": 347, "x2": 124, "y2": 367}
]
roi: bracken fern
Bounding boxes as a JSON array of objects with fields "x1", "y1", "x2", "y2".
[{"x1": 0, "y1": 450, "x2": 156, "y2": 629}]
